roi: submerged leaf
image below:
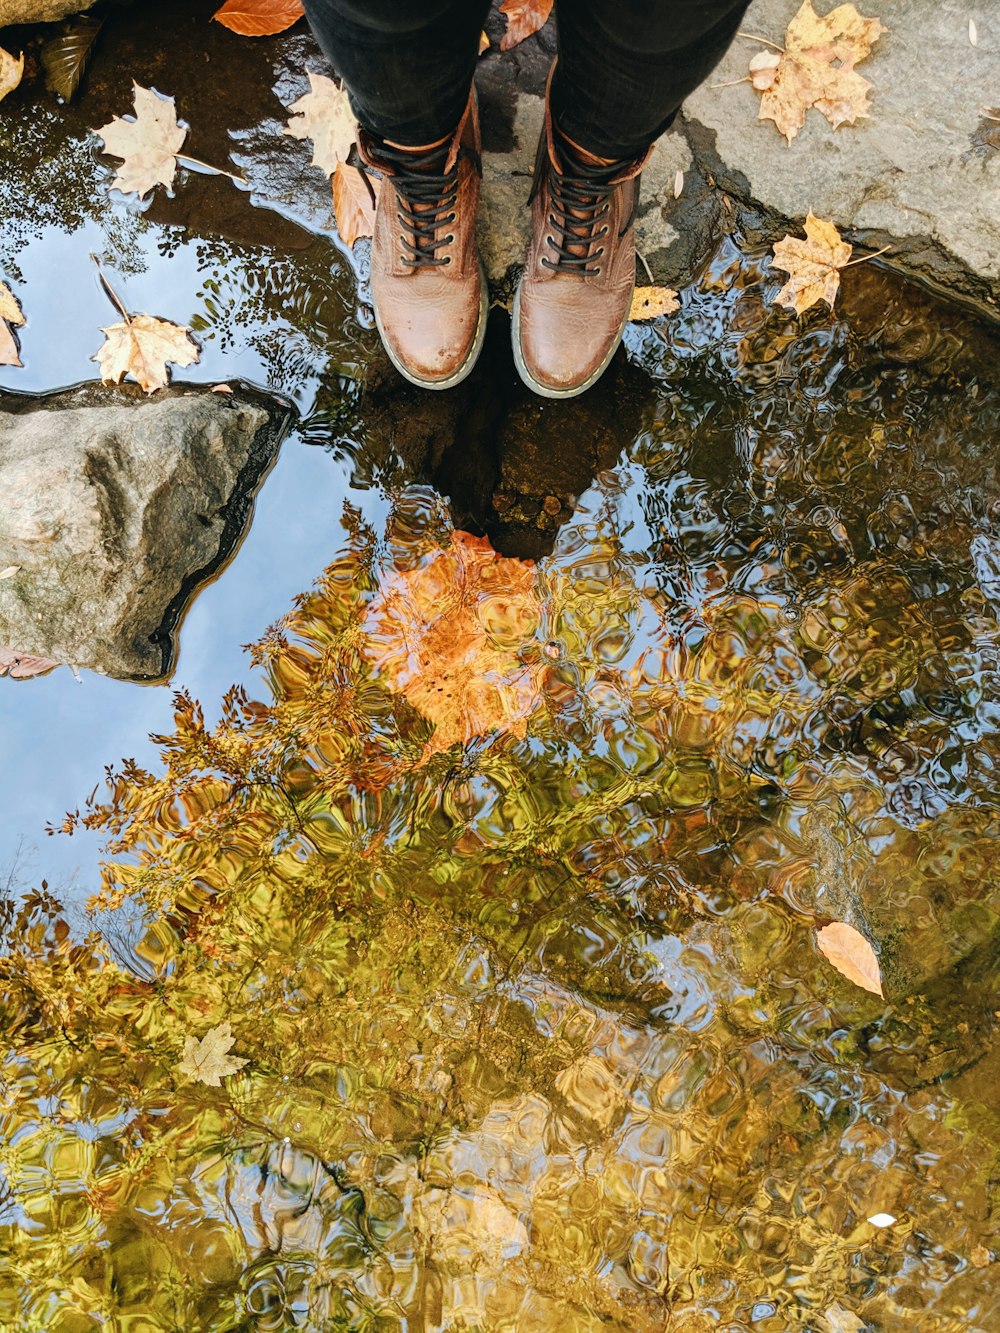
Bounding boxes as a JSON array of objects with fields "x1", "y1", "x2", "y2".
[
  {"x1": 285, "y1": 72, "x2": 356, "y2": 178},
  {"x1": 41, "y1": 16, "x2": 104, "y2": 102},
  {"x1": 213, "y1": 0, "x2": 304, "y2": 36},
  {"x1": 177, "y1": 1021, "x2": 248, "y2": 1086},
  {"x1": 94, "y1": 313, "x2": 200, "y2": 395},
  {"x1": 816, "y1": 920, "x2": 883, "y2": 996},
  {"x1": 0, "y1": 45, "x2": 24, "y2": 104}
]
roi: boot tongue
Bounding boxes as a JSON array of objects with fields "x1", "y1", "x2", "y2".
[{"x1": 550, "y1": 130, "x2": 619, "y2": 266}]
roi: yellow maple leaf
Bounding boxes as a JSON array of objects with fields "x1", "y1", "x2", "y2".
[
  {"x1": 177, "y1": 1021, "x2": 249, "y2": 1086},
  {"x1": 285, "y1": 72, "x2": 356, "y2": 178},
  {"x1": 629, "y1": 285, "x2": 680, "y2": 321},
  {"x1": 770, "y1": 211, "x2": 852, "y2": 314},
  {"x1": 753, "y1": 0, "x2": 886, "y2": 142},
  {"x1": 94, "y1": 312, "x2": 200, "y2": 394},
  {"x1": 0, "y1": 45, "x2": 24, "y2": 104},
  {"x1": 363, "y1": 531, "x2": 545, "y2": 756},
  {"x1": 95, "y1": 82, "x2": 187, "y2": 198}
]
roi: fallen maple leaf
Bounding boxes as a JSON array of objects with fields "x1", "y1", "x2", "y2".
[
  {"x1": 0, "y1": 647, "x2": 60, "y2": 680},
  {"x1": 364, "y1": 531, "x2": 545, "y2": 756},
  {"x1": 177, "y1": 1021, "x2": 248, "y2": 1086},
  {"x1": 770, "y1": 212, "x2": 852, "y2": 314},
  {"x1": 95, "y1": 82, "x2": 187, "y2": 199},
  {"x1": 213, "y1": 0, "x2": 304, "y2": 35},
  {"x1": 751, "y1": 0, "x2": 886, "y2": 142},
  {"x1": 500, "y1": 0, "x2": 554, "y2": 51},
  {"x1": 0, "y1": 280, "x2": 24, "y2": 368},
  {"x1": 0, "y1": 45, "x2": 24, "y2": 103},
  {"x1": 816, "y1": 920, "x2": 883, "y2": 996},
  {"x1": 285, "y1": 72, "x2": 356, "y2": 178},
  {"x1": 629, "y1": 286, "x2": 680, "y2": 321},
  {"x1": 333, "y1": 162, "x2": 378, "y2": 247},
  {"x1": 95, "y1": 313, "x2": 200, "y2": 395}
]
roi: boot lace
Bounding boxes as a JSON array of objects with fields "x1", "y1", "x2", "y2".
[
  {"x1": 372, "y1": 142, "x2": 464, "y2": 270},
  {"x1": 537, "y1": 156, "x2": 620, "y2": 278}
]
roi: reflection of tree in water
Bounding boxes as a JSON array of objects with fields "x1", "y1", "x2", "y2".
[{"x1": 2, "y1": 349, "x2": 1000, "y2": 1325}]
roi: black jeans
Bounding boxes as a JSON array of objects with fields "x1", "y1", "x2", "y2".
[{"x1": 301, "y1": 0, "x2": 750, "y2": 160}]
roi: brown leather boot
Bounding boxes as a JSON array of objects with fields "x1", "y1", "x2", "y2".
[
  {"x1": 357, "y1": 93, "x2": 487, "y2": 390},
  {"x1": 513, "y1": 95, "x2": 652, "y2": 399}
]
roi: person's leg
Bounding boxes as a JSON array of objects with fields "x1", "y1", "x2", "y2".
[
  {"x1": 301, "y1": 0, "x2": 489, "y2": 147},
  {"x1": 554, "y1": 0, "x2": 752, "y2": 160},
  {"x1": 301, "y1": 0, "x2": 491, "y2": 390},
  {"x1": 513, "y1": 0, "x2": 751, "y2": 399}
]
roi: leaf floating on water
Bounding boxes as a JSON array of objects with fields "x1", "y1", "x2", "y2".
[
  {"x1": 41, "y1": 16, "x2": 104, "y2": 102},
  {"x1": 0, "y1": 45, "x2": 24, "y2": 103},
  {"x1": 333, "y1": 162, "x2": 378, "y2": 247},
  {"x1": 867, "y1": 1211, "x2": 896, "y2": 1228},
  {"x1": 817, "y1": 921, "x2": 883, "y2": 995},
  {"x1": 213, "y1": 0, "x2": 304, "y2": 36},
  {"x1": 970, "y1": 1244, "x2": 992, "y2": 1268},
  {"x1": 94, "y1": 82, "x2": 187, "y2": 199},
  {"x1": 629, "y1": 286, "x2": 680, "y2": 321},
  {"x1": 0, "y1": 280, "x2": 25, "y2": 368},
  {"x1": 770, "y1": 212, "x2": 853, "y2": 315},
  {"x1": 0, "y1": 647, "x2": 60, "y2": 680},
  {"x1": 285, "y1": 72, "x2": 356, "y2": 178},
  {"x1": 95, "y1": 313, "x2": 200, "y2": 395},
  {"x1": 748, "y1": 0, "x2": 886, "y2": 142},
  {"x1": 499, "y1": 0, "x2": 554, "y2": 51},
  {"x1": 177, "y1": 1021, "x2": 248, "y2": 1086}
]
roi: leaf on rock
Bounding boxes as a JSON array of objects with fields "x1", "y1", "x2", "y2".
[
  {"x1": 95, "y1": 313, "x2": 200, "y2": 395},
  {"x1": 0, "y1": 280, "x2": 24, "y2": 368},
  {"x1": 752, "y1": 0, "x2": 886, "y2": 142},
  {"x1": 817, "y1": 920, "x2": 883, "y2": 996},
  {"x1": 499, "y1": 0, "x2": 554, "y2": 51},
  {"x1": 333, "y1": 162, "x2": 377, "y2": 247},
  {"x1": 629, "y1": 286, "x2": 680, "y2": 321},
  {"x1": 177, "y1": 1021, "x2": 248, "y2": 1086},
  {"x1": 0, "y1": 45, "x2": 24, "y2": 103},
  {"x1": 95, "y1": 82, "x2": 187, "y2": 199},
  {"x1": 213, "y1": 0, "x2": 304, "y2": 36},
  {"x1": 41, "y1": 16, "x2": 104, "y2": 102},
  {"x1": 0, "y1": 648, "x2": 60, "y2": 680},
  {"x1": 364, "y1": 531, "x2": 545, "y2": 757},
  {"x1": 770, "y1": 212, "x2": 852, "y2": 315},
  {"x1": 285, "y1": 72, "x2": 356, "y2": 178}
]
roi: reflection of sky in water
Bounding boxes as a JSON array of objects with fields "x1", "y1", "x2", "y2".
[{"x1": 0, "y1": 201, "x2": 384, "y2": 899}]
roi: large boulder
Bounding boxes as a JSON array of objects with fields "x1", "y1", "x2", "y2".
[{"x1": 0, "y1": 383, "x2": 292, "y2": 679}]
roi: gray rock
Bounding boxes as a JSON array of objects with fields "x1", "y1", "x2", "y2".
[
  {"x1": 0, "y1": 0, "x2": 88, "y2": 23},
  {"x1": 0, "y1": 384, "x2": 291, "y2": 680},
  {"x1": 684, "y1": 0, "x2": 1000, "y2": 314}
]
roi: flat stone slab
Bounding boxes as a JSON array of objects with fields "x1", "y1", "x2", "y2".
[{"x1": 0, "y1": 383, "x2": 292, "y2": 680}]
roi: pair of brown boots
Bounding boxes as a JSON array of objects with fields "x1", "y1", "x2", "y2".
[{"x1": 357, "y1": 80, "x2": 649, "y2": 399}]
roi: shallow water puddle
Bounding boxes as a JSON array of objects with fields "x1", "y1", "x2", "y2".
[{"x1": 2, "y1": 3, "x2": 1000, "y2": 1330}]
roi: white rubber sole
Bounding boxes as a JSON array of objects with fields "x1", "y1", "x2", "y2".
[
  {"x1": 511, "y1": 281, "x2": 630, "y2": 400},
  {"x1": 373, "y1": 260, "x2": 489, "y2": 391}
]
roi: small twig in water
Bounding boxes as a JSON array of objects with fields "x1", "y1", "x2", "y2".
[
  {"x1": 176, "y1": 153, "x2": 248, "y2": 186},
  {"x1": 90, "y1": 254, "x2": 130, "y2": 323},
  {"x1": 842, "y1": 244, "x2": 893, "y2": 267},
  {"x1": 636, "y1": 249, "x2": 654, "y2": 284}
]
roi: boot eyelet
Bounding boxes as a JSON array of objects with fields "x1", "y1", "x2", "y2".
[
  {"x1": 444, "y1": 256, "x2": 452, "y2": 265},
  {"x1": 596, "y1": 247, "x2": 606, "y2": 258},
  {"x1": 445, "y1": 234, "x2": 455, "y2": 244}
]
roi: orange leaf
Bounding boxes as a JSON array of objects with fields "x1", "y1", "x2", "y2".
[
  {"x1": 816, "y1": 921, "x2": 884, "y2": 997},
  {"x1": 0, "y1": 647, "x2": 60, "y2": 679},
  {"x1": 499, "y1": 0, "x2": 553, "y2": 51},
  {"x1": 213, "y1": 0, "x2": 304, "y2": 37},
  {"x1": 332, "y1": 162, "x2": 377, "y2": 248},
  {"x1": 770, "y1": 211, "x2": 852, "y2": 315},
  {"x1": 363, "y1": 531, "x2": 545, "y2": 756}
]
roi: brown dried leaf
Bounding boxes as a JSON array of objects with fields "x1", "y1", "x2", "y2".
[
  {"x1": 94, "y1": 82, "x2": 187, "y2": 199},
  {"x1": 364, "y1": 531, "x2": 545, "y2": 756},
  {"x1": 213, "y1": 0, "x2": 304, "y2": 36},
  {"x1": 0, "y1": 647, "x2": 60, "y2": 680},
  {"x1": 285, "y1": 72, "x2": 356, "y2": 177},
  {"x1": 332, "y1": 162, "x2": 377, "y2": 248},
  {"x1": 754, "y1": 0, "x2": 886, "y2": 143},
  {"x1": 770, "y1": 211, "x2": 852, "y2": 315},
  {"x1": 177, "y1": 1021, "x2": 248, "y2": 1086},
  {"x1": 817, "y1": 920, "x2": 884, "y2": 996},
  {"x1": 629, "y1": 285, "x2": 680, "y2": 321},
  {"x1": 95, "y1": 313, "x2": 200, "y2": 395},
  {"x1": 0, "y1": 45, "x2": 24, "y2": 103},
  {"x1": 499, "y1": 0, "x2": 554, "y2": 51}
]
